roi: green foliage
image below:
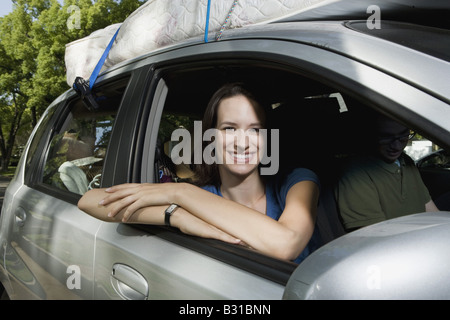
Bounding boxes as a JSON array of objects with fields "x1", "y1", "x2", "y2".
[{"x1": 0, "y1": 0, "x2": 145, "y2": 171}]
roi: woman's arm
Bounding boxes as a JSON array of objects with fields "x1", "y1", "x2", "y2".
[
  {"x1": 175, "y1": 181, "x2": 319, "y2": 261},
  {"x1": 97, "y1": 181, "x2": 319, "y2": 261},
  {"x1": 77, "y1": 188, "x2": 242, "y2": 244},
  {"x1": 78, "y1": 188, "x2": 164, "y2": 223}
]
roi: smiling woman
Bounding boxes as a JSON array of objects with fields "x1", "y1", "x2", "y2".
[
  {"x1": 193, "y1": 83, "x2": 272, "y2": 185},
  {"x1": 170, "y1": 120, "x2": 278, "y2": 170}
]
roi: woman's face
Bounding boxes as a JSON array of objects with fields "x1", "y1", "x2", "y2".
[{"x1": 215, "y1": 94, "x2": 265, "y2": 178}]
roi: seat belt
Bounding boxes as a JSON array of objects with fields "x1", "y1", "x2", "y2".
[{"x1": 73, "y1": 27, "x2": 121, "y2": 111}]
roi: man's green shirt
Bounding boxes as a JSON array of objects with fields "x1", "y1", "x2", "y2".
[{"x1": 336, "y1": 154, "x2": 431, "y2": 230}]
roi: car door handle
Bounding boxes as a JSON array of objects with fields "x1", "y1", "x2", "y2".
[
  {"x1": 111, "y1": 264, "x2": 149, "y2": 300},
  {"x1": 15, "y1": 207, "x2": 27, "y2": 227}
]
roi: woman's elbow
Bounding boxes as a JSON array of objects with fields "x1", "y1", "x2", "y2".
[
  {"x1": 77, "y1": 189, "x2": 110, "y2": 222},
  {"x1": 77, "y1": 190, "x2": 96, "y2": 213},
  {"x1": 77, "y1": 194, "x2": 89, "y2": 212},
  {"x1": 273, "y1": 231, "x2": 309, "y2": 261}
]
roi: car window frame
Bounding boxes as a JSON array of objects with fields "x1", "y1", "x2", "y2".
[
  {"x1": 99, "y1": 67, "x2": 154, "y2": 187},
  {"x1": 24, "y1": 100, "x2": 65, "y2": 188}
]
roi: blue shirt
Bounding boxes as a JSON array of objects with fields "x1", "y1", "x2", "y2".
[{"x1": 202, "y1": 168, "x2": 321, "y2": 264}]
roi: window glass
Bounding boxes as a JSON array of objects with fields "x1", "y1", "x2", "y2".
[
  {"x1": 25, "y1": 105, "x2": 58, "y2": 174},
  {"x1": 41, "y1": 81, "x2": 127, "y2": 195},
  {"x1": 155, "y1": 113, "x2": 199, "y2": 183}
]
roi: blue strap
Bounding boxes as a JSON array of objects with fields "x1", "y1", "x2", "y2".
[
  {"x1": 204, "y1": 0, "x2": 211, "y2": 43},
  {"x1": 89, "y1": 27, "x2": 121, "y2": 89}
]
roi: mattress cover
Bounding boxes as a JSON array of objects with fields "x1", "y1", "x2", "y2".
[{"x1": 65, "y1": 0, "x2": 332, "y2": 86}]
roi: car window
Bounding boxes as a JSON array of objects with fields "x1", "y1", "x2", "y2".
[
  {"x1": 418, "y1": 149, "x2": 450, "y2": 169},
  {"x1": 41, "y1": 103, "x2": 114, "y2": 194},
  {"x1": 40, "y1": 81, "x2": 128, "y2": 195}
]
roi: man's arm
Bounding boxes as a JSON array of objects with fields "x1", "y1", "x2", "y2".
[{"x1": 425, "y1": 199, "x2": 440, "y2": 212}]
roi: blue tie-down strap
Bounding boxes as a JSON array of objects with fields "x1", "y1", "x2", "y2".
[
  {"x1": 73, "y1": 27, "x2": 121, "y2": 111},
  {"x1": 89, "y1": 27, "x2": 121, "y2": 89},
  {"x1": 204, "y1": 0, "x2": 211, "y2": 43}
]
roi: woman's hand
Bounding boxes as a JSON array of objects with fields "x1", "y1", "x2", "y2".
[
  {"x1": 99, "y1": 183, "x2": 181, "y2": 222},
  {"x1": 83, "y1": 183, "x2": 242, "y2": 245}
]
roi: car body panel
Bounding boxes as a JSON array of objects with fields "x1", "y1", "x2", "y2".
[
  {"x1": 284, "y1": 212, "x2": 450, "y2": 299},
  {"x1": 1, "y1": 184, "x2": 101, "y2": 299},
  {"x1": 93, "y1": 223, "x2": 284, "y2": 300}
]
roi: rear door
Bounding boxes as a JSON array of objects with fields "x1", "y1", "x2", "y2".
[{"x1": 3, "y1": 76, "x2": 131, "y2": 299}]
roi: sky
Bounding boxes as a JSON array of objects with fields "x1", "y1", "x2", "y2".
[
  {"x1": 0, "y1": 1, "x2": 13, "y2": 17},
  {"x1": 0, "y1": 0, "x2": 65, "y2": 18}
]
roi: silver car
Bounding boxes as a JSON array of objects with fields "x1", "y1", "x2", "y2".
[{"x1": 1, "y1": 4, "x2": 449, "y2": 300}]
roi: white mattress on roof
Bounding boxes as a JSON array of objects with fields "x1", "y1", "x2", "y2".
[{"x1": 65, "y1": 0, "x2": 333, "y2": 86}]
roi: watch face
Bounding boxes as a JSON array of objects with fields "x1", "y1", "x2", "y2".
[
  {"x1": 165, "y1": 204, "x2": 178, "y2": 227},
  {"x1": 166, "y1": 204, "x2": 178, "y2": 215}
]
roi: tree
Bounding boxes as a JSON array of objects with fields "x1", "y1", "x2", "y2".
[
  {"x1": 0, "y1": 0, "x2": 144, "y2": 172},
  {"x1": 0, "y1": 1, "x2": 35, "y2": 171}
]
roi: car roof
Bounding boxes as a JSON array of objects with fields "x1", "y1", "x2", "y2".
[
  {"x1": 345, "y1": 21, "x2": 450, "y2": 62},
  {"x1": 279, "y1": 0, "x2": 450, "y2": 30},
  {"x1": 97, "y1": 0, "x2": 450, "y2": 97},
  {"x1": 213, "y1": 20, "x2": 450, "y2": 103},
  {"x1": 94, "y1": 9, "x2": 450, "y2": 125}
]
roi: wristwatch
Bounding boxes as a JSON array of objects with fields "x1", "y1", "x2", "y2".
[{"x1": 164, "y1": 204, "x2": 179, "y2": 227}]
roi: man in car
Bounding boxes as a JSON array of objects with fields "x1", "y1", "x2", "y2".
[{"x1": 335, "y1": 113, "x2": 440, "y2": 231}]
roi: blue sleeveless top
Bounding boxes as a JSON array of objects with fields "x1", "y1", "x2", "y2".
[{"x1": 202, "y1": 168, "x2": 322, "y2": 264}]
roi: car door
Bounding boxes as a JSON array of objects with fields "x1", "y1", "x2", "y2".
[{"x1": 2, "y1": 76, "x2": 131, "y2": 299}]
